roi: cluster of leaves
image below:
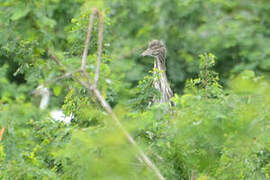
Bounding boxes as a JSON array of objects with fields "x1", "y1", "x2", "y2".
[
  {"x1": 185, "y1": 53, "x2": 222, "y2": 98},
  {"x1": 130, "y1": 54, "x2": 270, "y2": 179},
  {"x1": 0, "y1": 65, "x2": 69, "y2": 179},
  {"x1": 129, "y1": 69, "x2": 161, "y2": 111}
]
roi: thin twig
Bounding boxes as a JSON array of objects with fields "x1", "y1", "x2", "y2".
[
  {"x1": 91, "y1": 88, "x2": 165, "y2": 180},
  {"x1": 48, "y1": 50, "x2": 65, "y2": 67},
  {"x1": 81, "y1": 8, "x2": 98, "y2": 70},
  {"x1": 49, "y1": 53, "x2": 166, "y2": 180},
  {"x1": 47, "y1": 8, "x2": 166, "y2": 180},
  {"x1": 94, "y1": 11, "x2": 104, "y2": 87},
  {"x1": 50, "y1": 69, "x2": 82, "y2": 83}
]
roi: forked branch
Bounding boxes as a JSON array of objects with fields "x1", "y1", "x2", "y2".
[
  {"x1": 48, "y1": 9, "x2": 166, "y2": 180},
  {"x1": 81, "y1": 8, "x2": 98, "y2": 70},
  {"x1": 94, "y1": 10, "x2": 104, "y2": 88}
]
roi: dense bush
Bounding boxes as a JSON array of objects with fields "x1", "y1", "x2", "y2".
[
  {"x1": 128, "y1": 54, "x2": 270, "y2": 179},
  {"x1": 0, "y1": 0, "x2": 270, "y2": 179}
]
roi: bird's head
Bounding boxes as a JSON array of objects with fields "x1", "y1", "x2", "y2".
[{"x1": 141, "y1": 40, "x2": 166, "y2": 58}]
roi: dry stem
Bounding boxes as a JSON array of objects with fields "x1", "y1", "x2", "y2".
[
  {"x1": 81, "y1": 8, "x2": 98, "y2": 70},
  {"x1": 94, "y1": 10, "x2": 104, "y2": 88},
  {"x1": 48, "y1": 8, "x2": 166, "y2": 180}
]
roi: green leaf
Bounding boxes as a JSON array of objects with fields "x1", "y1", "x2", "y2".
[
  {"x1": 53, "y1": 86, "x2": 62, "y2": 96},
  {"x1": 39, "y1": 16, "x2": 56, "y2": 28},
  {"x1": 11, "y1": 5, "x2": 30, "y2": 21}
]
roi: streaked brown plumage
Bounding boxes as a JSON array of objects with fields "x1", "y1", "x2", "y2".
[{"x1": 142, "y1": 40, "x2": 173, "y2": 104}]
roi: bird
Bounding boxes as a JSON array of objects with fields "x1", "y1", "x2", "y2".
[
  {"x1": 141, "y1": 40, "x2": 174, "y2": 105},
  {"x1": 33, "y1": 85, "x2": 73, "y2": 124}
]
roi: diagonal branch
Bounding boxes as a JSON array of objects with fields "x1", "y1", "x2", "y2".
[
  {"x1": 94, "y1": 11, "x2": 104, "y2": 87},
  {"x1": 47, "y1": 8, "x2": 166, "y2": 180},
  {"x1": 81, "y1": 8, "x2": 98, "y2": 70},
  {"x1": 49, "y1": 52, "x2": 166, "y2": 180},
  {"x1": 91, "y1": 88, "x2": 165, "y2": 180},
  {"x1": 48, "y1": 49, "x2": 65, "y2": 68},
  {"x1": 48, "y1": 69, "x2": 82, "y2": 84}
]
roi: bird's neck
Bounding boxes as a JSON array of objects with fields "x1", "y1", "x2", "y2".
[
  {"x1": 154, "y1": 54, "x2": 167, "y2": 80},
  {"x1": 153, "y1": 54, "x2": 173, "y2": 103},
  {"x1": 40, "y1": 92, "x2": 50, "y2": 110},
  {"x1": 154, "y1": 54, "x2": 166, "y2": 71}
]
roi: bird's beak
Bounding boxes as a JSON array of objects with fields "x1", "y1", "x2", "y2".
[{"x1": 141, "y1": 48, "x2": 151, "y2": 57}]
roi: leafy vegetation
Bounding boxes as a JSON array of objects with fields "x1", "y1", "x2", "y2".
[{"x1": 0, "y1": 0, "x2": 270, "y2": 179}]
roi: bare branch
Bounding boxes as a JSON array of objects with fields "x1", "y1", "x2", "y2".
[
  {"x1": 0, "y1": 127, "x2": 5, "y2": 141},
  {"x1": 81, "y1": 70, "x2": 92, "y2": 86},
  {"x1": 47, "y1": 9, "x2": 166, "y2": 180},
  {"x1": 49, "y1": 69, "x2": 82, "y2": 83},
  {"x1": 48, "y1": 50, "x2": 65, "y2": 67},
  {"x1": 81, "y1": 9, "x2": 98, "y2": 70},
  {"x1": 91, "y1": 89, "x2": 166, "y2": 180},
  {"x1": 94, "y1": 11, "x2": 104, "y2": 87},
  {"x1": 48, "y1": 51, "x2": 166, "y2": 180},
  {"x1": 48, "y1": 51, "x2": 92, "y2": 87}
]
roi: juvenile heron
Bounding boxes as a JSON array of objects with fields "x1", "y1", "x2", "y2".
[{"x1": 142, "y1": 40, "x2": 174, "y2": 104}]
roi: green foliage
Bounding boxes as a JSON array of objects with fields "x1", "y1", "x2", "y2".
[
  {"x1": 129, "y1": 69, "x2": 160, "y2": 111},
  {"x1": 127, "y1": 54, "x2": 270, "y2": 179},
  {"x1": 108, "y1": 0, "x2": 270, "y2": 90},
  {"x1": 185, "y1": 53, "x2": 222, "y2": 98},
  {"x1": 54, "y1": 126, "x2": 154, "y2": 180},
  {"x1": 62, "y1": 88, "x2": 105, "y2": 127},
  {"x1": 1, "y1": 0, "x2": 270, "y2": 179},
  {"x1": 172, "y1": 91, "x2": 270, "y2": 179}
]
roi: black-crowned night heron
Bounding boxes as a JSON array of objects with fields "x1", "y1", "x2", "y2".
[{"x1": 142, "y1": 40, "x2": 174, "y2": 105}]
